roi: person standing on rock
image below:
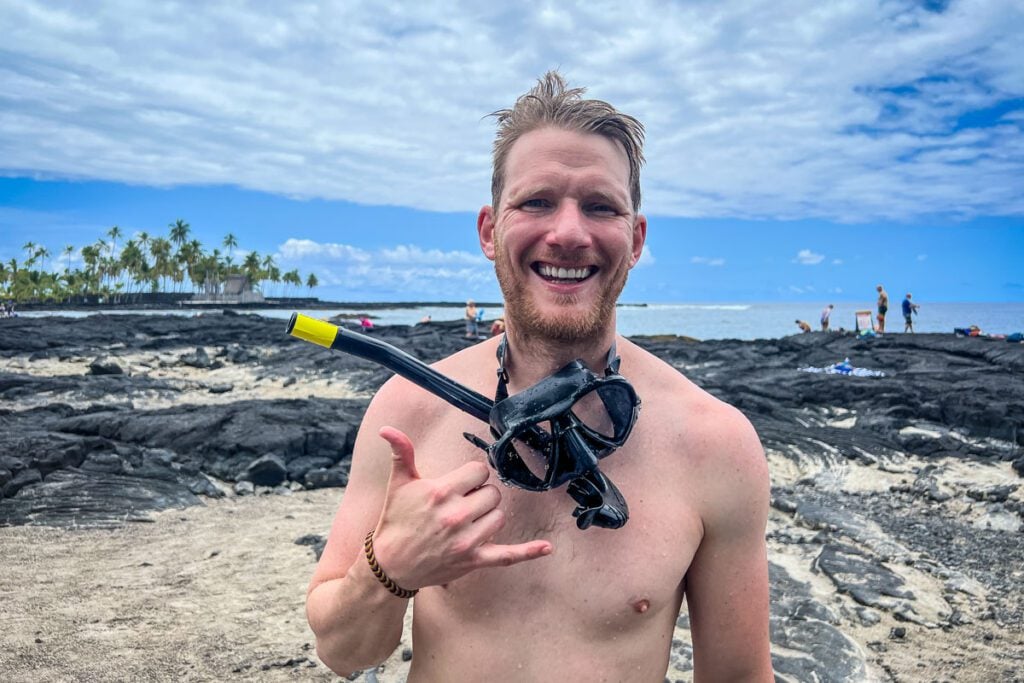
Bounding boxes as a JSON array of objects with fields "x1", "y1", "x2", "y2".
[
  {"x1": 305, "y1": 71, "x2": 773, "y2": 682},
  {"x1": 464, "y1": 299, "x2": 478, "y2": 338},
  {"x1": 876, "y1": 284, "x2": 889, "y2": 333},
  {"x1": 820, "y1": 304, "x2": 834, "y2": 331},
  {"x1": 902, "y1": 293, "x2": 920, "y2": 333}
]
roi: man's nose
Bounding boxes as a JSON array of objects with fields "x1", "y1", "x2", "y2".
[{"x1": 544, "y1": 202, "x2": 593, "y2": 250}]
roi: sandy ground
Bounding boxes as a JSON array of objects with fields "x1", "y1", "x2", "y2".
[
  {"x1": 0, "y1": 488, "x2": 411, "y2": 682},
  {"x1": 3, "y1": 485, "x2": 1021, "y2": 682},
  {"x1": 3, "y1": 350, "x2": 366, "y2": 410}
]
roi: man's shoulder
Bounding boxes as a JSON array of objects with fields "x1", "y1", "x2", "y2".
[
  {"x1": 623, "y1": 339, "x2": 759, "y2": 454},
  {"x1": 622, "y1": 338, "x2": 721, "y2": 404}
]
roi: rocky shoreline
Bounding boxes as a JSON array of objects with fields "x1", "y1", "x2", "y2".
[{"x1": 2, "y1": 312, "x2": 1022, "y2": 681}]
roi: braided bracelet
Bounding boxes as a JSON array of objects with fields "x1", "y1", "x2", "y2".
[{"x1": 363, "y1": 530, "x2": 418, "y2": 599}]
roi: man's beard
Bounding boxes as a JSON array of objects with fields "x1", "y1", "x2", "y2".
[{"x1": 493, "y1": 235, "x2": 629, "y2": 344}]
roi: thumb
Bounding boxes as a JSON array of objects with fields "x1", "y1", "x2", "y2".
[{"x1": 379, "y1": 425, "x2": 420, "y2": 488}]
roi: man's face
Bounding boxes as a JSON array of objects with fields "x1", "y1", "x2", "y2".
[{"x1": 477, "y1": 127, "x2": 646, "y2": 343}]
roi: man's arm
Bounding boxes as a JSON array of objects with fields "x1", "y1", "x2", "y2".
[
  {"x1": 305, "y1": 378, "x2": 552, "y2": 676},
  {"x1": 684, "y1": 403, "x2": 773, "y2": 681},
  {"x1": 305, "y1": 383, "x2": 414, "y2": 674}
]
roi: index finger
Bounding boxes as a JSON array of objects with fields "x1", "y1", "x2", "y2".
[{"x1": 437, "y1": 459, "x2": 491, "y2": 496}]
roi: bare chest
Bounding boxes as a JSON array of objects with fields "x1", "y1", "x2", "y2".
[{"x1": 411, "y1": 413, "x2": 702, "y2": 632}]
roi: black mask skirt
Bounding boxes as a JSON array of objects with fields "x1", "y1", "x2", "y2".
[{"x1": 286, "y1": 314, "x2": 641, "y2": 530}]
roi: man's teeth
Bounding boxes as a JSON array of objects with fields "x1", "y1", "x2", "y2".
[{"x1": 539, "y1": 265, "x2": 590, "y2": 281}]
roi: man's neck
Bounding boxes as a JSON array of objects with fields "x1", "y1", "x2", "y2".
[{"x1": 499, "y1": 325, "x2": 620, "y2": 391}]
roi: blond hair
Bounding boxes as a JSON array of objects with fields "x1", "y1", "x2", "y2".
[{"x1": 488, "y1": 71, "x2": 645, "y2": 212}]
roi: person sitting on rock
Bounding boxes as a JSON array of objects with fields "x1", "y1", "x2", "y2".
[{"x1": 796, "y1": 319, "x2": 812, "y2": 333}]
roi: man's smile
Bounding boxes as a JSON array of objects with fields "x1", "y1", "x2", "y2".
[{"x1": 533, "y1": 262, "x2": 598, "y2": 284}]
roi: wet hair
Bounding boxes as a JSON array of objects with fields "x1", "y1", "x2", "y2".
[{"x1": 488, "y1": 70, "x2": 645, "y2": 213}]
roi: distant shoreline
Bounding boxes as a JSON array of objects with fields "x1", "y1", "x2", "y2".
[
  {"x1": 12, "y1": 300, "x2": 651, "y2": 312},
  {"x1": 12, "y1": 299, "x2": 502, "y2": 312}
]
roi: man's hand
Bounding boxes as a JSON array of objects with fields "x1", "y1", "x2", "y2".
[{"x1": 369, "y1": 426, "x2": 552, "y2": 590}]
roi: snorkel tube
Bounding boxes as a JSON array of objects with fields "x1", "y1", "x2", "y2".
[
  {"x1": 287, "y1": 312, "x2": 491, "y2": 422},
  {"x1": 286, "y1": 313, "x2": 628, "y2": 529}
]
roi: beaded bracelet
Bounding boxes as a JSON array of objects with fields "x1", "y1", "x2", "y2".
[{"x1": 363, "y1": 530, "x2": 418, "y2": 599}]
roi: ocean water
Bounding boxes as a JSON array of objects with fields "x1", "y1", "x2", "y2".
[{"x1": 18, "y1": 301, "x2": 1023, "y2": 341}]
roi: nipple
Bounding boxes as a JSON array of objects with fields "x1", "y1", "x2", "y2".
[{"x1": 632, "y1": 598, "x2": 650, "y2": 614}]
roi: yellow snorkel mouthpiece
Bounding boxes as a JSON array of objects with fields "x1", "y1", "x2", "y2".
[{"x1": 286, "y1": 312, "x2": 339, "y2": 349}]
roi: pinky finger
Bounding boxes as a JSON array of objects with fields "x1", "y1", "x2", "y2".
[{"x1": 473, "y1": 539, "x2": 553, "y2": 569}]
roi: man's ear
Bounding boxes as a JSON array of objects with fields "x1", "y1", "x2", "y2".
[
  {"x1": 478, "y1": 206, "x2": 497, "y2": 261},
  {"x1": 628, "y1": 214, "x2": 647, "y2": 268}
]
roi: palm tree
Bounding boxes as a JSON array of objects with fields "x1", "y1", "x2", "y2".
[
  {"x1": 136, "y1": 231, "x2": 151, "y2": 259},
  {"x1": 260, "y1": 254, "x2": 276, "y2": 295},
  {"x1": 306, "y1": 272, "x2": 319, "y2": 294},
  {"x1": 21, "y1": 242, "x2": 36, "y2": 268},
  {"x1": 149, "y1": 237, "x2": 173, "y2": 292},
  {"x1": 63, "y1": 245, "x2": 75, "y2": 273},
  {"x1": 243, "y1": 251, "x2": 261, "y2": 289},
  {"x1": 283, "y1": 269, "x2": 302, "y2": 296},
  {"x1": 107, "y1": 226, "x2": 123, "y2": 257},
  {"x1": 169, "y1": 219, "x2": 191, "y2": 248},
  {"x1": 118, "y1": 240, "x2": 147, "y2": 299},
  {"x1": 177, "y1": 239, "x2": 202, "y2": 293},
  {"x1": 35, "y1": 246, "x2": 51, "y2": 273},
  {"x1": 222, "y1": 233, "x2": 238, "y2": 261}
]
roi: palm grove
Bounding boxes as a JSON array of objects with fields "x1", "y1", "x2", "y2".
[{"x1": 1, "y1": 220, "x2": 318, "y2": 304}]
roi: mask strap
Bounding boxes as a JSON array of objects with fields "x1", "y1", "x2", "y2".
[
  {"x1": 495, "y1": 334, "x2": 511, "y2": 402},
  {"x1": 604, "y1": 341, "x2": 620, "y2": 376}
]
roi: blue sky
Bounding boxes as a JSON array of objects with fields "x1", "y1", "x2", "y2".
[{"x1": 1, "y1": 1, "x2": 1022, "y2": 303}]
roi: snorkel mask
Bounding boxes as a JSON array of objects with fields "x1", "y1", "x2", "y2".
[
  {"x1": 287, "y1": 313, "x2": 640, "y2": 530},
  {"x1": 463, "y1": 335, "x2": 639, "y2": 529}
]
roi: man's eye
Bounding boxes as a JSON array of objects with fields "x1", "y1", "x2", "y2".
[
  {"x1": 522, "y1": 198, "x2": 549, "y2": 209},
  {"x1": 589, "y1": 204, "x2": 618, "y2": 216}
]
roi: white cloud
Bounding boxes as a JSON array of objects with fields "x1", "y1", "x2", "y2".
[
  {"x1": 795, "y1": 249, "x2": 825, "y2": 265},
  {"x1": 636, "y1": 244, "x2": 655, "y2": 267},
  {"x1": 0, "y1": 1, "x2": 1021, "y2": 221},
  {"x1": 831, "y1": 258, "x2": 844, "y2": 265},
  {"x1": 691, "y1": 256, "x2": 725, "y2": 266},
  {"x1": 276, "y1": 238, "x2": 494, "y2": 300},
  {"x1": 379, "y1": 244, "x2": 486, "y2": 266},
  {"x1": 277, "y1": 238, "x2": 371, "y2": 262}
]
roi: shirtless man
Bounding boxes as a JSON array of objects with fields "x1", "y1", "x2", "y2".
[
  {"x1": 820, "y1": 304, "x2": 834, "y2": 331},
  {"x1": 876, "y1": 284, "x2": 889, "y2": 333},
  {"x1": 306, "y1": 72, "x2": 772, "y2": 682}
]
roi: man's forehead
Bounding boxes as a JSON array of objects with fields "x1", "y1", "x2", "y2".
[
  {"x1": 502, "y1": 128, "x2": 631, "y2": 196},
  {"x1": 505, "y1": 127, "x2": 629, "y2": 167}
]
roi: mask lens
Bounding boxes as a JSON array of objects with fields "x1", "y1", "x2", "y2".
[
  {"x1": 573, "y1": 383, "x2": 636, "y2": 440},
  {"x1": 510, "y1": 424, "x2": 553, "y2": 481}
]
